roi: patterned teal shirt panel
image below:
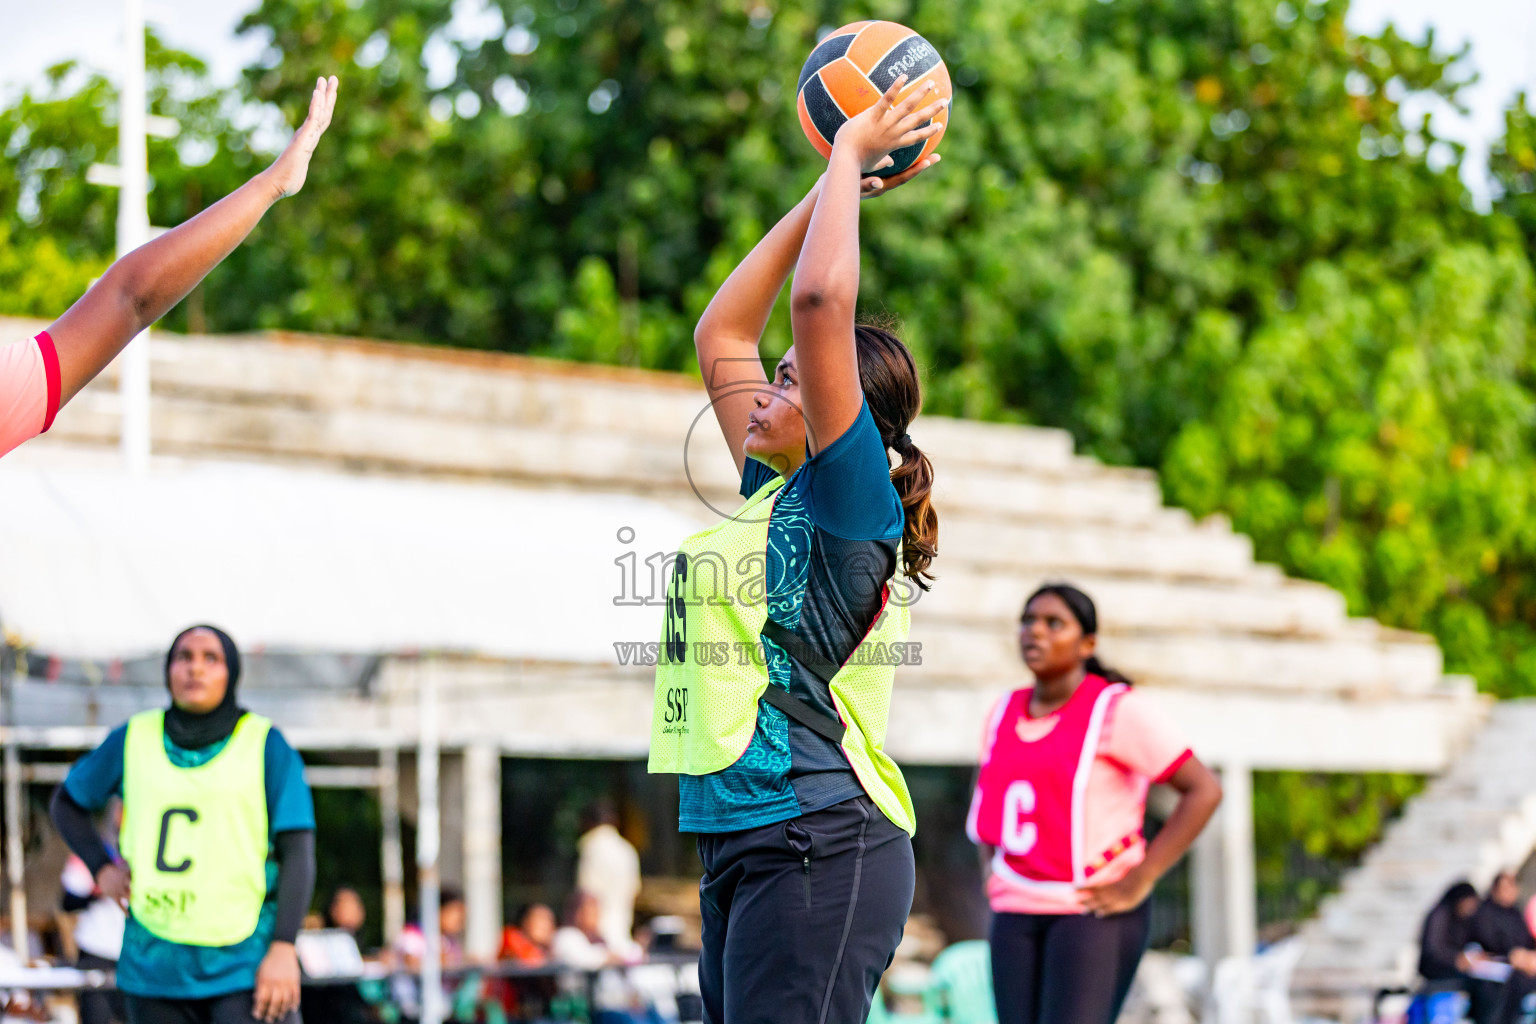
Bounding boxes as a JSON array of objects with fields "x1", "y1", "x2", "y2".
[
  {"x1": 677, "y1": 476, "x2": 808, "y2": 832},
  {"x1": 678, "y1": 400, "x2": 901, "y2": 833}
]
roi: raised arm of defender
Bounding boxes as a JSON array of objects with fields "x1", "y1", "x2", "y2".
[{"x1": 46, "y1": 75, "x2": 338, "y2": 408}]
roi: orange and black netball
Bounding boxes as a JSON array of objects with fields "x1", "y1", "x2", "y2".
[{"x1": 796, "y1": 21, "x2": 952, "y2": 177}]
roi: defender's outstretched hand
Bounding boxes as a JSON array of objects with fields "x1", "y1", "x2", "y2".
[
  {"x1": 1, "y1": 76, "x2": 342, "y2": 459},
  {"x1": 263, "y1": 76, "x2": 338, "y2": 199}
]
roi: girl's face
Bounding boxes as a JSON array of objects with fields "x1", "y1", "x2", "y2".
[
  {"x1": 743, "y1": 347, "x2": 810, "y2": 476},
  {"x1": 1018, "y1": 592, "x2": 1096, "y2": 680},
  {"x1": 330, "y1": 889, "x2": 366, "y2": 933},
  {"x1": 523, "y1": 904, "x2": 556, "y2": 946},
  {"x1": 168, "y1": 629, "x2": 228, "y2": 713}
]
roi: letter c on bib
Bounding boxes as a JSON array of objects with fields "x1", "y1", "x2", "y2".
[
  {"x1": 1001, "y1": 780, "x2": 1037, "y2": 856},
  {"x1": 156, "y1": 807, "x2": 200, "y2": 873}
]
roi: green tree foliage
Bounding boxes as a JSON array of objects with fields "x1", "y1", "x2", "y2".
[
  {"x1": 244, "y1": 0, "x2": 1536, "y2": 696},
  {"x1": 0, "y1": 35, "x2": 255, "y2": 325},
  {"x1": 3, "y1": 0, "x2": 1535, "y2": 701},
  {"x1": 1493, "y1": 94, "x2": 1536, "y2": 263},
  {"x1": 1253, "y1": 770, "x2": 1424, "y2": 925}
]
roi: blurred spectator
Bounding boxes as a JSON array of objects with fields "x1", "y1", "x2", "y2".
[
  {"x1": 389, "y1": 888, "x2": 472, "y2": 1023},
  {"x1": 394, "y1": 887, "x2": 469, "y2": 970},
  {"x1": 301, "y1": 885, "x2": 377, "y2": 1024},
  {"x1": 553, "y1": 894, "x2": 667, "y2": 1024},
  {"x1": 553, "y1": 892, "x2": 624, "y2": 970},
  {"x1": 500, "y1": 903, "x2": 557, "y2": 966},
  {"x1": 1470, "y1": 872, "x2": 1536, "y2": 1024},
  {"x1": 325, "y1": 886, "x2": 369, "y2": 945},
  {"x1": 577, "y1": 801, "x2": 641, "y2": 956},
  {"x1": 1475, "y1": 873, "x2": 1536, "y2": 956},
  {"x1": 1419, "y1": 880, "x2": 1479, "y2": 993}
]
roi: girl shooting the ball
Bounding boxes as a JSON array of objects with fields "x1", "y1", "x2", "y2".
[{"x1": 648, "y1": 72, "x2": 947, "y2": 1024}]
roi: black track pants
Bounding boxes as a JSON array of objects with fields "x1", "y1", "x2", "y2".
[
  {"x1": 77, "y1": 952, "x2": 126, "y2": 1024},
  {"x1": 696, "y1": 795, "x2": 915, "y2": 1024},
  {"x1": 989, "y1": 901, "x2": 1152, "y2": 1024},
  {"x1": 125, "y1": 992, "x2": 300, "y2": 1024}
]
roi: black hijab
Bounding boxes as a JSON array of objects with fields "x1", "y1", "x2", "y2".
[{"x1": 163, "y1": 625, "x2": 246, "y2": 750}]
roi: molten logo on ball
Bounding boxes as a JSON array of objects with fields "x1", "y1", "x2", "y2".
[
  {"x1": 872, "y1": 40, "x2": 939, "y2": 90},
  {"x1": 796, "y1": 20, "x2": 953, "y2": 178}
]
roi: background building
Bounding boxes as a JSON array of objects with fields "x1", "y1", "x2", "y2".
[{"x1": 0, "y1": 316, "x2": 1510, "y2": 1017}]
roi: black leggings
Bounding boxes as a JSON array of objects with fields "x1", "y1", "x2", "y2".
[
  {"x1": 989, "y1": 902, "x2": 1152, "y2": 1024},
  {"x1": 125, "y1": 992, "x2": 300, "y2": 1024},
  {"x1": 77, "y1": 952, "x2": 126, "y2": 1024},
  {"x1": 696, "y1": 795, "x2": 915, "y2": 1024},
  {"x1": 1471, "y1": 971, "x2": 1536, "y2": 1024}
]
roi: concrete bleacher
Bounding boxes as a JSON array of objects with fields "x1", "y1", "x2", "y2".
[
  {"x1": 4, "y1": 318, "x2": 1478, "y2": 733},
  {"x1": 1291, "y1": 701, "x2": 1536, "y2": 1021}
]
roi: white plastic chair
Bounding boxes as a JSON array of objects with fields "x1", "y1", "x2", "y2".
[{"x1": 1208, "y1": 938, "x2": 1305, "y2": 1024}]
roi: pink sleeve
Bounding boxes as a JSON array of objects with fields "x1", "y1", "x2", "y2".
[
  {"x1": 0, "y1": 332, "x2": 61, "y2": 458},
  {"x1": 1099, "y1": 690, "x2": 1193, "y2": 783},
  {"x1": 977, "y1": 692, "x2": 1012, "y2": 764}
]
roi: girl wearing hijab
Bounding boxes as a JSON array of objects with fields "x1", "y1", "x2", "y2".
[
  {"x1": 50, "y1": 626, "x2": 316, "y2": 1024},
  {"x1": 968, "y1": 584, "x2": 1223, "y2": 1024},
  {"x1": 0, "y1": 76, "x2": 336, "y2": 461}
]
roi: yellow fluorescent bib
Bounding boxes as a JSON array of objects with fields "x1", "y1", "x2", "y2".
[
  {"x1": 648, "y1": 478, "x2": 917, "y2": 835},
  {"x1": 121, "y1": 710, "x2": 272, "y2": 946}
]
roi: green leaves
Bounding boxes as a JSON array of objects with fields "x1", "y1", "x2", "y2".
[
  {"x1": 0, "y1": 31, "x2": 255, "y2": 327},
  {"x1": 3, "y1": 0, "x2": 1536, "y2": 699},
  {"x1": 1253, "y1": 769, "x2": 1425, "y2": 924}
]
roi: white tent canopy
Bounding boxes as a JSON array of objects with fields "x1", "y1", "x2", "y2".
[{"x1": 0, "y1": 446, "x2": 702, "y2": 661}]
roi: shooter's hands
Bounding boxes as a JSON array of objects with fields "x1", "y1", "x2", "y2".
[
  {"x1": 253, "y1": 941, "x2": 302, "y2": 1022},
  {"x1": 860, "y1": 151, "x2": 943, "y2": 198},
  {"x1": 262, "y1": 76, "x2": 339, "y2": 200},
  {"x1": 834, "y1": 74, "x2": 947, "y2": 176},
  {"x1": 95, "y1": 861, "x2": 131, "y2": 910}
]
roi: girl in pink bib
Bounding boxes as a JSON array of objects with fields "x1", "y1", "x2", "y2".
[{"x1": 968, "y1": 583, "x2": 1222, "y2": 1024}]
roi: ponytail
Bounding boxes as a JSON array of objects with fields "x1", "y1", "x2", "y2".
[
  {"x1": 853, "y1": 323, "x2": 940, "y2": 591},
  {"x1": 1084, "y1": 655, "x2": 1133, "y2": 686},
  {"x1": 890, "y1": 435, "x2": 938, "y2": 590}
]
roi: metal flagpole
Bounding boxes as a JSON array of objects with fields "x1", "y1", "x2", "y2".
[
  {"x1": 417, "y1": 660, "x2": 443, "y2": 1024},
  {"x1": 1, "y1": 626, "x2": 27, "y2": 962},
  {"x1": 380, "y1": 744, "x2": 406, "y2": 946},
  {"x1": 118, "y1": 0, "x2": 152, "y2": 475}
]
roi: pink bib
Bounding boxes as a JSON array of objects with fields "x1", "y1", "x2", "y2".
[{"x1": 967, "y1": 675, "x2": 1130, "y2": 889}]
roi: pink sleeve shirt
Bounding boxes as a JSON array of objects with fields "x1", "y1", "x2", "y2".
[
  {"x1": 986, "y1": 687, "x2": 1193, "y2": 915},
  {"x1": 0, "y1": 332, "x2": 61, "y2": 458}
]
